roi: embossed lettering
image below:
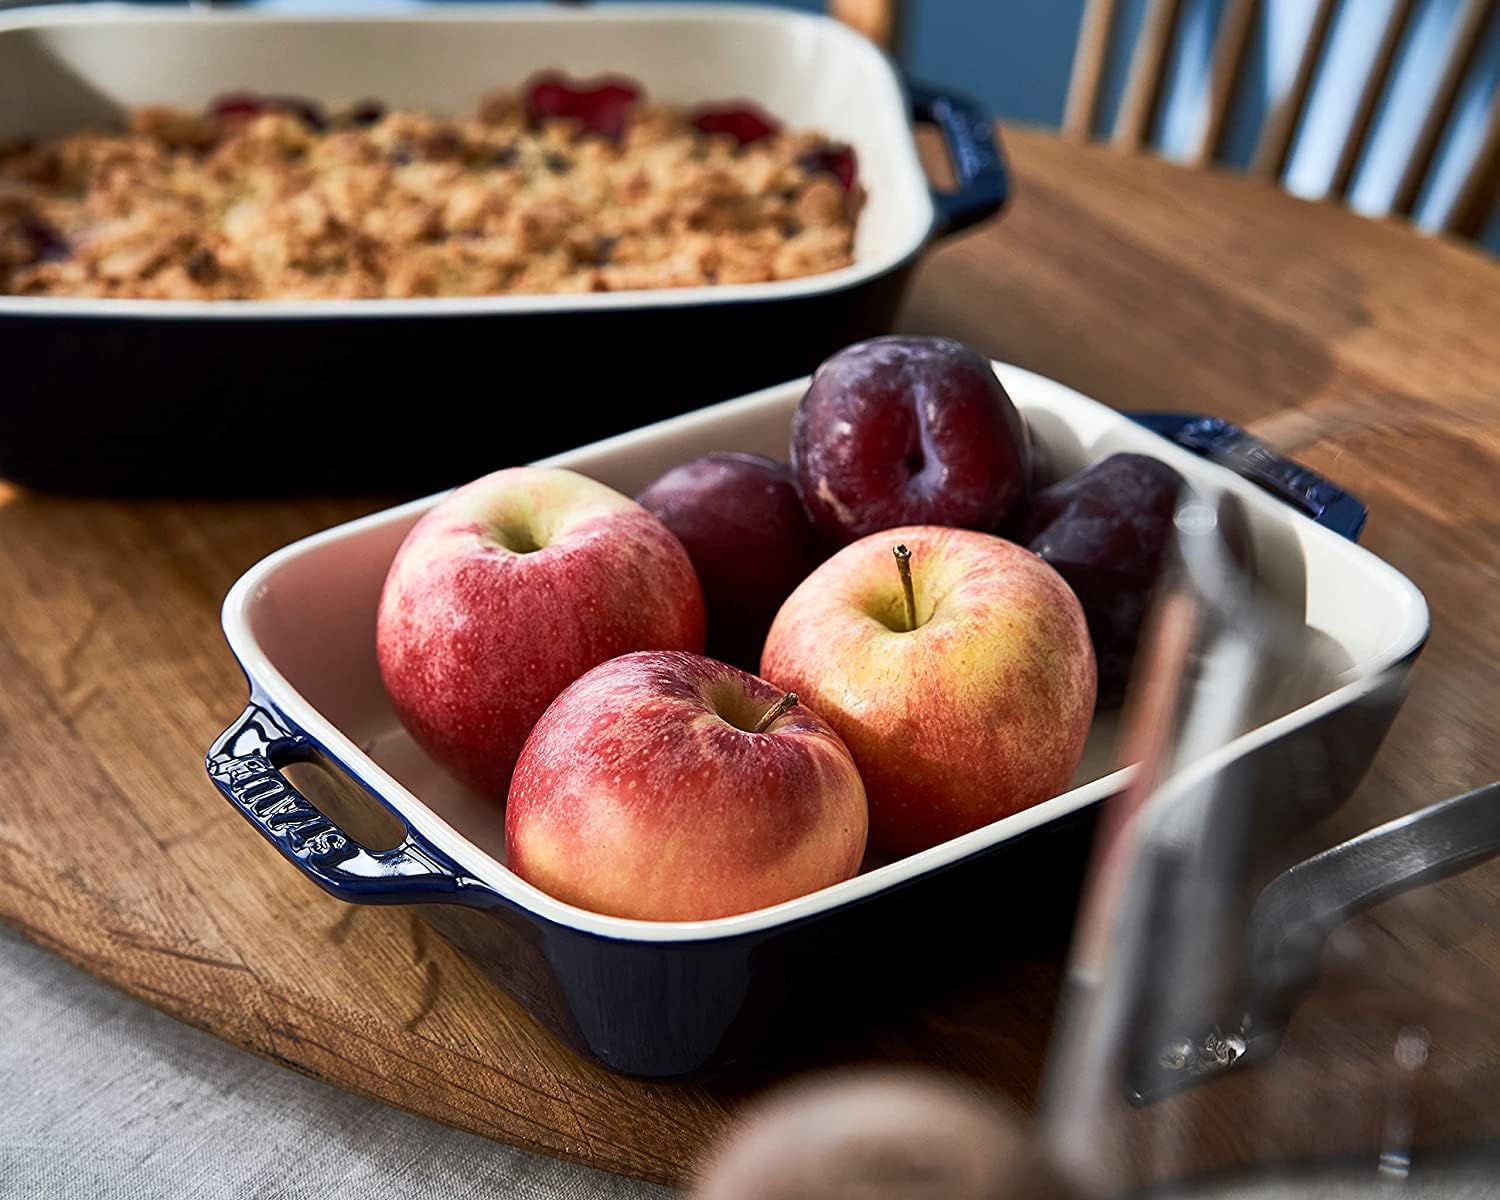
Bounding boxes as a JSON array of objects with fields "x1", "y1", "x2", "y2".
[
  {"x1": 238, "y1": 777, "x2": 286, "y2": 809},
  {"x1": 263, "y1": 803, "x2": 323, "y2": 834},
  {"x1": 223, "y1": 756, "x2": 272, "y2": 787},
  {"x1": 302, "y1": 831, "x2": 349, "y2": 857},
  {"x1": 242, "y1": 782, "x2": 292, "y2": 814}
]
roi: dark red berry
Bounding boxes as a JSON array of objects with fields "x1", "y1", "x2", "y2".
[
  {"x1": 183, "y1": 246, "x2": 219, "y2": 284},
  {"x1": 276, "y1": 96, "x2": 326, "y2": 131},
  {"x1": 691, "y1": 104, "x2": 781, "y2": 147},
  {"x1": 799, "y1": 143, "x2": 859, "y2": 192},
  {"x1": 347, "y1": 100, "x2": 386, "y2": 127},
  {"x1": 21, "y1": 218, "x2": 68, "y2": 264},
  {"x1": 208, "y1": 92, "x2": 325, "y2": 131},
  {"x1": 526, "y1": 77, "x2": 575, "y2": 122},
  {"x1": 524, "y1": 72, "x2": 642, "y2": 141},
  {"x1": 209, "y1": 92, "x2": 266, "y2": 120},
  {"x1": 571, "y1": 84, "x2": 638, "y2": 141}
]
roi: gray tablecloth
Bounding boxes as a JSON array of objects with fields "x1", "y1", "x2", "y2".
[
  {"x1": 0, "y1": 928, "x2": 673, "y2": 1199},
  {"x1": 13, "y1": 925, "x2": 1500, "y2": 1199}
]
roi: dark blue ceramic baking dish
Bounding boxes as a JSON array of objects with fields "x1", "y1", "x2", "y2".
[
  {"x1": 205, "y1": 365, "x2": 1428, "y2": 1078},
  {"x1": 0, "y1": 5, "x2": 1004, "y2": 493}
]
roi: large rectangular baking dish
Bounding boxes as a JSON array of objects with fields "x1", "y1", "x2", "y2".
[
  {"x1": 205, "y1": 363, "x2": 1429, "y2": 1078},
  {"x1": 0, "y1": 3, "x2": 1005, "y2": 493}
]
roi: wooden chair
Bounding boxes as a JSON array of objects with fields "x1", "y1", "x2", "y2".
[
  {"x1": 830, "y1": 0, "x2": 1500, "y2": 240},
  {"x1": 829, "y1": 0, "x2": 904, "y2": 55}
]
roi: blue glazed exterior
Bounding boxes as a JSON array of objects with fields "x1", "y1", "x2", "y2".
[
  {"x1": 207, "y1": 694, "x2": 1099, "y2": 1078},
  {"x1": 907, "y1": 80, "x2": 1008, "y2": 235},
  {"x1": 0, "y1": 78, "x2": 1006, "y2": 496},
  {"x1": 2, "y1": 272, "x2": 913, "y2": 495},
  {"x1": 207, "y1": 701, "x2": 484, "y2": 906},
  {"x1": 206, "y1": 666, "x2": 1412, "y2": 1079},
  {"x1": 1128, "y1": 413, "x2": 1368, "y2": 540}
]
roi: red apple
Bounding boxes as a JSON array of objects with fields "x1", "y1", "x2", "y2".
[
  {"x1": 761, "y1": 526, "x2": 1095, "y2": 857},
  {"x1": 377, "y1": 466, "x2": 705, "y2": 799},
  {"x1": 506, "y1": 651, "x2": 867, "y2": 921}
]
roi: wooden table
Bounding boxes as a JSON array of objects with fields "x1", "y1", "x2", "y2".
[{"x1": 4, "y1": 125, "x2": 1500, "y2": 1190}]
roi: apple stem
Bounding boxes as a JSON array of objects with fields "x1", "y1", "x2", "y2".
[
  {"x1": 753, "y1": 691, "x2": 799, "y2": 733},
  {"x1": 894, "y1": 543, "x2": 917, "y2": 632}
]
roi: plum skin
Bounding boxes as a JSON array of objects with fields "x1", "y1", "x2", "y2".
[
  {"x1": 1016, "y1": 452, "x2": 1186, "y2": 707},
  {"x1": 791, "y1": 336, "x2": 1030, "y2": 546},
  {"x1": 637, "y1": 453, "x2": 826, "y2": 671}
]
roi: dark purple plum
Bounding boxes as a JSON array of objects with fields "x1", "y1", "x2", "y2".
[
  {"x1": 791, "y1": 336, "x2": 1029, "y2": 546},
  {"x1": 1017, "y1": 453, "x2": 1186, "y2": 707},
  {"x1": 637, "y1": 453, "x2": 825, "y2": 671}
]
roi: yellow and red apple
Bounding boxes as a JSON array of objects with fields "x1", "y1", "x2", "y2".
[
  {"x1": 507, "y1": 651, "x2": 867, "y2": 920},
  {"x1": 377, "y1": 466, "x2": 704, "y2": 799},
  {"x1": 761, "y1": 525, "x2": 1095, "y2": 857}
]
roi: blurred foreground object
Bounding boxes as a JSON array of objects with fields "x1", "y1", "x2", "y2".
[
  {"x1": 687, "y1": 458, "x2": 1500, "y2": 1195},
  {"x1": 691, "y1": 1069, "x2": 1057, "y2": 1200},
  {"x1": 1044, "y1": 483, "x2": 1500, "y2": 1194}
]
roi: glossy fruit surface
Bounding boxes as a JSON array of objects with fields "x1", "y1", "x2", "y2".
[
  {"x1": 377, "y1": 467, "x2": 703, "y2": 799},
  {"x1": 792, "y1": 336, "x2": 1030, "y2": 546},
  {"x1": 507, "y1": 651, "x2": 866, "y2": 921},
  {"x1": 762, "y1": 525, "x2": 1095, "y2": 856}
]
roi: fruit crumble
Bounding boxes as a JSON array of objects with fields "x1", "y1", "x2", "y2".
[{"x1": 0, "y1": 76, "x2": 862, "y2": 300}]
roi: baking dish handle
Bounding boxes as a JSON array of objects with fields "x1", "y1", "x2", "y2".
[
  {"x1": 1128, "y1": 778, "x2": 1500, "y2": 1103},
  {"x1": 1246, "y1": 778, "x2": 1500, "y2": 1015},
  {"x1": 908, "y1": 79, "x2": 1009, "y2": 238},
  {"x1": 1129, "y1": 411, "x2": 1368, "y2": 541},
  {"x1": 206, "y1": 700, "x2": 491, "y2": 907}
]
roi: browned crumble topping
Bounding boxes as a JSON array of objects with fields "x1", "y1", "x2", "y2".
[{"x1": 0, "y1": 90, "x2": 862, "y2": 300}]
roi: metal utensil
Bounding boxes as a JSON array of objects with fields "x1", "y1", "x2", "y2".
[{"x1": 1129, "y1": 777, "x2": 1500, "y2": 1103}]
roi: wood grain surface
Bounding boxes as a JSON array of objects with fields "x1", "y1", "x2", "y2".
[{"x1": 4, "y1": 126, "x2": 1500, "y2": 1190}]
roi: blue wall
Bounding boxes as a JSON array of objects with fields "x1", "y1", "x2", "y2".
[{"x1": 905, "y1": 0, "x2": 1087, "y2": 127}]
